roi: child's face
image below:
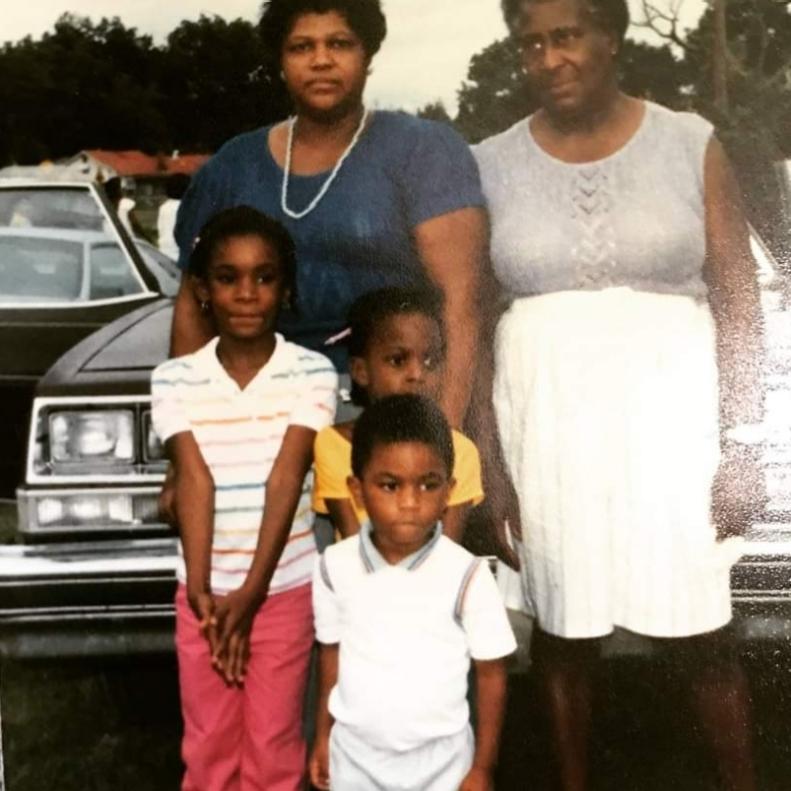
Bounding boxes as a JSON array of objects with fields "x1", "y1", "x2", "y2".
[
  {"x1": 350, "y1": 313, "x2": 443, "y2": 403},
  {"x1": 348, "y1": 440, "x2": 454, "y2": 561},
  {"x1": 197, "y1": 234, "x2": 288, "y2": 342}
]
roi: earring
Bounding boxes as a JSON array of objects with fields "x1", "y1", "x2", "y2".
[
  {"x1": 200, "y1": 300, "x2": 210, "y2": 314},
  {"x1": 279, "y1": 69, "x2": 285, "y2": 80}
]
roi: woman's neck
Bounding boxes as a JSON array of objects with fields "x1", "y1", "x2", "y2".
[
  {"x1": 545, "y1": 83, "x2": 625, "y2": 136},
  {"x1": 293, "y1": 103, "x2": 366, "y2": 147},
  {"x1": 216, "y1": 334, "x2": 277, "y2": 390}
]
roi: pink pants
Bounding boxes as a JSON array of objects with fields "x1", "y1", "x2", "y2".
[{"x1": 175, "y1": 583, "x2": 314, "y2": 791}]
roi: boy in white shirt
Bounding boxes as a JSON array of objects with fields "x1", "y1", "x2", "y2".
[{"x1": 310, "y1": 394, "x2": 516, "y2": 791}]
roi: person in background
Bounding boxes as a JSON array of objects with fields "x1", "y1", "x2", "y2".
[
  {"x1": 310, "y1": 394, "x2": 516, "y2": 791},
  {"x1": 158, "y1": 173, "x2": 190, "y2": 260},
  {"x1": 472, "y1": 0, "x2": 762, "y2": 787},
  {"x1": 170, "y1": 0, "x2": 486, "y2": 429},
  {"x1": 313, "y1": 287, "x2": 484, "y2": 541},
  {"x1": 151, "y1": 206, "x2": 337, "y2": 791}
]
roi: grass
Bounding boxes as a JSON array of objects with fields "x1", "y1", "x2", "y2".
[{"x1": 2, "y1": 655, "x2": 182, "y2": 790}]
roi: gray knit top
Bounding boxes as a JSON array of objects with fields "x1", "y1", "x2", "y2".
[{"x1": 474, "y1": 101, "x2": 713, "y2": 300}]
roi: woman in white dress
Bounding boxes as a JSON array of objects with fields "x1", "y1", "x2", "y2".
[{"x1": 473, "y1": 0, "x2": 763, "y2": 787}]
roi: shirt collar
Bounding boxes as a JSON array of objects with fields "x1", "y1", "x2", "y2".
[
  {"x1": 358, "y1": 521, "x2": 442, "y2": 573},
  {"x1": 191, "y1": 334, "x2": 287, "y2": 390}
]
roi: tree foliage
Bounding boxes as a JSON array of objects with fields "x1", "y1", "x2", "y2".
[
  {"x1": 635, "y1": 0, "x2": 791, "y2": 252},
  {"x1": 158, "y1": 16, "x2": 289, "y2": 152},
  {"x1": 455, "y1": 37, "x2": 535, "y2": 144},
  {"x1": 0, "y1": 13, "x2": 289, "y2": 166}
]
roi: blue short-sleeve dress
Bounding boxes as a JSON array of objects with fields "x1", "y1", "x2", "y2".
[{"x1": 175, "y1": 111, "x2": 484, "y2": 372}]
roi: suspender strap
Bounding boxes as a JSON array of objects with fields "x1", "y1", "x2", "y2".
[
  {"x1": 454, "y1": 558, "x2": 482, "y2": 624},
  {"x1": 319, "y1": 553, "x2": 335, "y2": 592}
]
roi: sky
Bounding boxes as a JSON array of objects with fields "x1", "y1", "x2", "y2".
[{"x1": 2, "y1": 0, "x2": 705, "y2": 114}]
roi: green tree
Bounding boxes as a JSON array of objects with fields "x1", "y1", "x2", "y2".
[
  {"x1": 0, "y1": 13, "x2": 290, "y2": 166},
  {"x1": 455, "y1": 37, "x2": 534, "y2": 144},
  {"x1": 158, "y1": 15, "x2": 289, "y2": 152},
  {"x1": 0, "y1": 14, "x2": 165, "y2": 164},
  {"x1": 416, "y1": 101, "x2": 454, "y2": 126},
  {"x1": 638, "y1": 0, "x2": 791, "y2": 257},
  {"x1": 618, "y1": 40, "x2": 688, "y2": 108}
]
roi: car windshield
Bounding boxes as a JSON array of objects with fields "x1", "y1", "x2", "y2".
[
  {"x1": 0, "y1": 186, "x2": 150, "y2": 303},
  {"x1": 89, "y1": 243, "x2": 145, "y2": 300},
  {"x1": 0, "y1": 234, "x2": 146, "y2": 302},
  {"x1": 0, "y1": 188, "x2": 105, "y2": 232},
  {"x1": 0, "y1": 235, "x2": 84, "y2": 300}
]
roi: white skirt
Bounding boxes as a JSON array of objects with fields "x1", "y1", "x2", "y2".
[{"x1": 494, "y1": 288, "x2": 741, "y2": 639}]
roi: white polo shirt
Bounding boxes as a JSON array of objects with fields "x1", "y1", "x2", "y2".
[
  {"x1": 152, "y1": 334, "x2": 337, "y2": 595},
  {"x1": 313, "y1": 526, "x2": 517, "y2": 751}
]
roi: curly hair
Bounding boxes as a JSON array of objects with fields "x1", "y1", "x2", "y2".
[
  {"x1": 501, "y1": 0, "x2": 630, "y2": 45},
  {"x1": 259, "y1": 0, "x2": 387, "y2": 64},
  {"x1": 188, "y1": 206, "x2": 297, "y2": 308}
]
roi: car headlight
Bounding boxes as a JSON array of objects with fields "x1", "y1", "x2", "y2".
[
  {"x1": 26, "y1": 398, "x2": 168, "y2": 481},
  {"x1": 50, "y1": 410, "x2": 135, "y2": 465},
  {"x1": 17, "y1": 486, "x2": 164, "y2": 534}
]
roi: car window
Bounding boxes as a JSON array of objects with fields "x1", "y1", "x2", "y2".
[
  {"x1": 0, "y1": 235, "x2": 84, "y2": 300},
  {"x1": 89, "y1": 243, "x2": 145, "y2": 300},
  {"x1": 0, "y1": 188, "x2": 104, "y2": 232}
]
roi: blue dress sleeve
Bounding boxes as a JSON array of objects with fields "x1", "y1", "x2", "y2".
[{"x1": 401, "y1": 120, "x2": 485, "y2": 227}]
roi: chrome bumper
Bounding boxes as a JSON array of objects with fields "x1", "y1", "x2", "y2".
[{"x1": 0, "y1": 538, "x2": 178, "y2": 657}]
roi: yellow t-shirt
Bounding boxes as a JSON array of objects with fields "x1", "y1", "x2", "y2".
[{"x1": 312, "y1": 425, "x2": 485, "y2": 523}]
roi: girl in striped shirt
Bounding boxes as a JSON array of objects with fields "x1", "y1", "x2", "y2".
[{"x1": 151, "y1": 206, "x2": 337, "y2": 791}]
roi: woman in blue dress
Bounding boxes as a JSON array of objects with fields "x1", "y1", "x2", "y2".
[{"x1": 170, "y1": 0, "x2": 486, "y2": 427}]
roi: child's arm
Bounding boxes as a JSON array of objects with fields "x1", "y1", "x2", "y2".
[
  {"x1": 309, "y1": 642, "x2": 339, "y2": 791},
  {"x1": 213, "y1": 425, "x2": 316, "y2": 681},
  {"x1": 441, "y1": 503, "x2": 471, "y2": 543},
  {"x1": 325, "y1": 498, "x2": 361, "y2": 538},
  {"x1": 314, "y1": 425, "x2": 359, "y2": 537},
  {"x1": 460, "y1": 658, "x2": 508, "y2": 791},
  {"x1": 458, "y1": 560, "x2": 518, "y2": 790},
  {"x1": 443, "y1": 433, "x2": 483, "y2": 543},
  {"x1": 166, "y1": 431, "x2": 218, "y2": 649}
]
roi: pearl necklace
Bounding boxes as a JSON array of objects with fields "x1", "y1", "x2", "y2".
[{"x1": 280, "y1": 109, "x2": 370, "y2": 220}]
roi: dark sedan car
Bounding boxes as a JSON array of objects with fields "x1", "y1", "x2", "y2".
[
  {"x1": 0, "y1": 180, "x2": 176, "y2": 494},
  {"x1": 4, "y1": 230, "x2": 791, "y2": 659}
]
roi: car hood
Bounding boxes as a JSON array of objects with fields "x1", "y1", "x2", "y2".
[{"x1": 37, "y1": 298, "x2": 173, "y2": 396}]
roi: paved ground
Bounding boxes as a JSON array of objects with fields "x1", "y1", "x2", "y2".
[{"x1": 2, "y1": 639, "x2": 791, "y2": 790}]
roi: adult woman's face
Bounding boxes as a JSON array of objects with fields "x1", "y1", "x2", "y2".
[
  {"x1": 281, "y1": 11, "x2": 369, "y2": 119},
  {"x1": 517, "y1": 0, "x2": 618, "y2": 120}
]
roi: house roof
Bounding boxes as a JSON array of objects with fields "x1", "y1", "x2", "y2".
[{"x1": 80, "y1": 150, "x2": 210, "y2": 177}]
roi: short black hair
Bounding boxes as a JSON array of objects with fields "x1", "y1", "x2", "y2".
[
  {"x1": 188, "y1": 206, "x2": 297, "y2": 302},
  {"x1": 501, "y1": 0, "x2": 630, "y2": 45},
  {"x1": 259, "y1": 0, "x2": 387, "y2": 65},
  {"x1": 346, "y1": 286, "x2": 445, "y2": 406},
  {"x1": 351, "y1": 394, "x2": 455, "y2": 478}
]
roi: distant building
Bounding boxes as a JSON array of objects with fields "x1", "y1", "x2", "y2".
[
  {"x1": 63, "y1": 150, "x2": 209, "y2": 182},
  {"x1": 0, "y1": 150, "x2": 209, "y2": 187},
  {"x1": 62, "y1": 150, "x2": 211, "y2": 238}
]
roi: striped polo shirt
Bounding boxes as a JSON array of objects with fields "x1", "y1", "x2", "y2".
[{"x1": 151, "y1": 334, "x2": 338, "y2": 595}]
